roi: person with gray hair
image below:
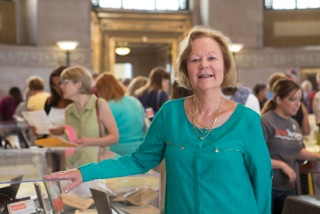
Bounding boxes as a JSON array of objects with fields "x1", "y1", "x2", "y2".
[
  {"x1": 300, "y1": 79, "x2": 313, "y2": 113},
  {"x1": 45, "y1": 26, "x2": 272, "y2": 214},
  {"x1": 49, "y1": 66, "x2": 119, "y2": 168}
]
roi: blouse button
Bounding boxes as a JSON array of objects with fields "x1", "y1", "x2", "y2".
[
  {"x1": 215, "y1": 148, "x2": 219, "y2": 153},
  {"x1": 181, "y1": 146, "x2": 184, "y2": 150}
]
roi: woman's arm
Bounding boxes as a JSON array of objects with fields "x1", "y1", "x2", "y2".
[
  {"x1": 75, "y1": 100, "x2": 119, "y2": 146},
  {"x1": 271, "y1": 159, "x2": 296, "y2": 183},
  {"x1": 298, "y1": 148, "x2": 320, "y2": 161},
  {"x1": 300, "y1": 103, "x2": 311, "y2": 136},
  {"x1": 244, "y1": 114, "x2": 272, "y2": 214}
]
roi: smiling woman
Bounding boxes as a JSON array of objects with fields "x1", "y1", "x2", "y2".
[{"x1": 44, "y1": 26, "x2": 272, "y2": 214}]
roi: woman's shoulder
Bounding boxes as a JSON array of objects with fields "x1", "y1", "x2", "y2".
[
  {"x1": 236, "y1": 102, "x2": 260, "y2": 117},
  {"x1": 163, "y1": 97, "x2": 185, "y2": 106},
  {"x1": 160, "y1": 97, "x2": 186, "y2": 112},
  {"x1": 65, "y1": 102, "x2": 75, "y2": 111},
  {"x1": 224, "y1": 101, "x2": 260, "y2": 125}
]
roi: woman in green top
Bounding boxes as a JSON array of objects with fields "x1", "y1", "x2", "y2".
[
  {"x1": 49, "y1": 66, "x2": 119, "y2": 167},
  {"x1": 45, "y1": 26, "x2": 272, "y2": 214}
]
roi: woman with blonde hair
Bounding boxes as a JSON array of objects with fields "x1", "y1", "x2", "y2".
[
  {"x1": 27, "y1": 76, "x2": 50, "y2": 111},
  {"x1": 95, "y1": 72, "x2": 145, "y2": 155},
  {"x1": 45, "y1": 26, "x2": 271, "y2": 214},
  {"x1": 49, "y1": 66, "x2": 119, "y2": 167},
  {"x1": 126, "y1": 76, "x2": 148, "y2": 97}
]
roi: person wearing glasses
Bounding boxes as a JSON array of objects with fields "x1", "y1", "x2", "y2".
[{"x1": 49, "y1": 66, "x2": 119, "y2": 168}]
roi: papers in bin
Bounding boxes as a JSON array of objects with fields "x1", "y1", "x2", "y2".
[
  {"x1": 34, "y1": 124, "x2": 77, "y2": 147},
  {"x1": 35, "y1": 136, "x2": 77, "y2": 147}
]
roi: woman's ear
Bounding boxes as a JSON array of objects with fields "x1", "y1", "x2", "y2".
[
  {"x1": 275, "y1": 96, "x2": 281, "y2": 105},
  {"x1": 74, "y1": 81, "x2": 83, "y2": 92}
]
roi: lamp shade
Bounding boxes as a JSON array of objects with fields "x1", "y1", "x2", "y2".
[
  {"x1": 56, "y1": 41, "x2": 79, "y2": 51},
  {"x1": 115, "y1": 46, "x2": 130, "y2": 56},
  {"x1": 229, "y1": 43, "x2": 243, "y2": 53}
]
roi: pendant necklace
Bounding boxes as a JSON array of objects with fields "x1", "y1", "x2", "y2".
[{"x1": 192, "y1": 96, "x2": 223, "y2": 140}]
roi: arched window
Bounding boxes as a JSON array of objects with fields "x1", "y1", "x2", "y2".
[
  {"x1": 92, "y1": 0, "x2": 188, "y2": 11},
  {"x1": 265, "y1": 0, "x2": 320, "y2": 9}
]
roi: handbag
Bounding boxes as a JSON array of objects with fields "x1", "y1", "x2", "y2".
[{"x1": 95, "y1": 99, "x2": 106, "y2": 161}]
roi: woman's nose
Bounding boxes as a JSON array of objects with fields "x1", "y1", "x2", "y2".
[{"x1": 199, "y1": 59, "x2": 208, "y2": 69}]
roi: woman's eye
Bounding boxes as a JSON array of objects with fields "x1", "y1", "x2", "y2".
[
  {"x1": 289, "y1": 97, "x2": 300, "y2": 102},
  {"x1": 190, "y1": 58, "x2": 199, "y2": 63},
  {"x1": 208, "y1": 56, "x2": 216, "y2": 61}
]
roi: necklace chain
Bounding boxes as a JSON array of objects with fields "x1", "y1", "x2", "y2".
[{"x1": 192, "y1": 96, "x2": 223, "y2": 140}]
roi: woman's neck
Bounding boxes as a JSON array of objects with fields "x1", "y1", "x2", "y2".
[
  {"x1": 274, "y1": 108, "x2": 290, "y2": 119},
  {"x1": 193, "y1": 90, "x2": 223, "y2": 115},
  {"x1": 74, "y1": 94, "x2": 91, "y2": 112},
  {"x1": 57, "y1": 98, "x2": 70, "y2": 108}
]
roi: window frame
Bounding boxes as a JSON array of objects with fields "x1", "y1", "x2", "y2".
[
  {"x1": 264, "y1": 0, "x2": 320, "y2": 10},
  {"x1": 92, "y1": 0, "x2": 189, "y2": 11}
]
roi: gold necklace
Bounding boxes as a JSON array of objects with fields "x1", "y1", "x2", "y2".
[{"x1": 192, "y1": 96, "x2": 223, "y2": 140}]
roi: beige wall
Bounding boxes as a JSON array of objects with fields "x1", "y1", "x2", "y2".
[
  {"x1": 204, "y1": 0, "x2": 320, "y2": 88},
  {"x1": 207, "y1": 0, "x2": 263, "y2": 48},
  {"x1": 37, "y1": 0, "x2": 91, "y2": 47},
  {"x1": 0, "y1": 1, "x2": 16, "y2": 44},
  {"x1": 0, "y1": 0, "x2": 92, "y2": 98},
  {"x1": 1, "y1": 0, "x2": 320, "y2": 98},
  {"x1": 264, "y1": 9, "x2": 320, "y2": 47}
]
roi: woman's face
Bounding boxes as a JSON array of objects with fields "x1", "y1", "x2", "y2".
[
  {"x1": 186, "y1": 37, "x2": 224, "y2": 92},
  {"x1": 162, "y1": 79, "x2": 169, "y2": 92},
  {"x1": 276, "y1": 89, "x2": 302, "y2": 117},
  {"x1": 51, "y1": 76, "x2": 63, "y2": 97},
  {"x1": 60, "y1": 79, "x2": 80, "y2": 100}
]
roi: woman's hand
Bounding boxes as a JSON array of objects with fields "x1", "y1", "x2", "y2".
[
  {"x1": 49, "y1": 127, "x2": 65, "y2": 136},
  {"x1": 29, "y1": 125, "x2": 37, "y2": 135},
  {"x1": 44, "y1": 168, "x2": 83, "y2": 193},
  {"x1": 281, "y1": 163, "x2": 296, "y2": 184},
  {"x1": 75, "y1": 137, "x2": 95, "y2": 146}
]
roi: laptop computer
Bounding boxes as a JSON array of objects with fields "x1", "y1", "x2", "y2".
[
  {"x1": 0, "y1": 175, "x2": 23, "y2": 199},
  {"x1": 34, "y1": 183, "x2": 47, "y2": 212},
  {"x1": 90, "y1": 188, "x2": 119, "y2": 214},
  {"x1": 0, "y1": 175, "x2": 23, "y2": 214}
]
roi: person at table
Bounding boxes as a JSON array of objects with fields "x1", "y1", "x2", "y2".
[
  {"x1": 44, "y1": 66, "x2": 71, "y2": 120},
  {"x1": 261, "y1": 79, "x2": 320, "y2": 214},
  {"x1": 26, "y1": 76, "x2": 50, "y2": 111},
  {"x1": 135, "y1": 66, "x2": 170, "y2": 120},
  {"x1": 0, "y1": 87, "x2": 23, "y2": 121},
  {"x1": 44, "y1": 25, "x2": 272, "y2": 214},
  {"x1": 95, "y1": 72, "x2": 145, "y2": 156},
  {"x1": 49, "y1": 66, "x2": 119, "y2": 167},
  {"x1": 126, "y1": 76, "x2": 148, "y2": 97},
  {"x1": 30, "y1": 66, "x2": 72, "y2": 135}
]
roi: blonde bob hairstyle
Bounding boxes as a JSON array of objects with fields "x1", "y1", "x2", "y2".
[
  {"x1": 60, "y1": 66, "x2": 93, "y2": 95},
  {"x1": 176, "y1": 25, "x2": 237, "y2": 90}
]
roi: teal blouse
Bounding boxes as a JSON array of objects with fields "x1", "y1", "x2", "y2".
[
  {"x1": 80, "y1": 98, "x2": 272, "y2": 214},
  {"x1": 108, "y1": 95, "x2": 145, "y2": 156}
]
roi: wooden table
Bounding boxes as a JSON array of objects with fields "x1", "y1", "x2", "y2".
[{"x1": 282, "y1": 195, "x2": 320, "y2": 214}]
